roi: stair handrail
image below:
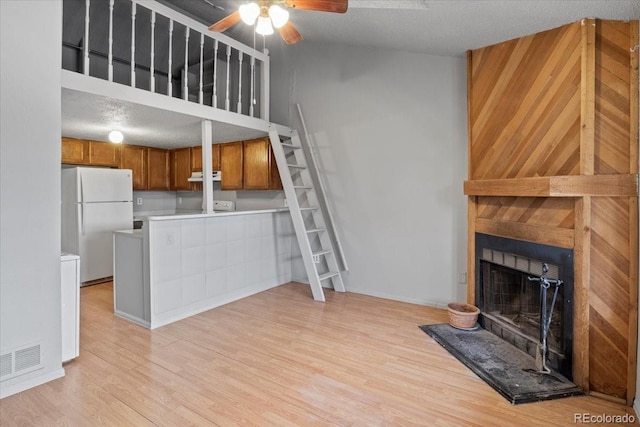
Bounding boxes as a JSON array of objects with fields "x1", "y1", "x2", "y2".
[{"x1": 295, "y1": 104, "x2": 349, "y2": 272}]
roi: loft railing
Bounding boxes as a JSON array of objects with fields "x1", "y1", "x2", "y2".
[{"x1": 63, "y1": 0, "x2": 270, "y2": 120}]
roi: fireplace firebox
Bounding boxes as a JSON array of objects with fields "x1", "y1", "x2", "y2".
[{"x1": 475, "y1": 233, "x2": 574, "y2": 379}]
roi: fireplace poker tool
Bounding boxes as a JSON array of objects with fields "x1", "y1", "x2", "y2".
[{"x1": 527, "y1": 263, "x2": 563, "y2": 376}]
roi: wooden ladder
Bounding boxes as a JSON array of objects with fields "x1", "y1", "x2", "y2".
[{"x1": 268, "y1": 124, "x2": 346, "y2": 302}]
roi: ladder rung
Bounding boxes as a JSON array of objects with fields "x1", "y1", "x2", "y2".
[
  {"x1": 281, "y1": 142, "x2": 301, "y2": 149},
  {"x1": 318, "y1": 272, "x2": 339, "y2": 281},
  {"x1": 306, "y1": 228, "x2": 325, "y2": 234},
  {"x1": 293, "y1": 186, "x2": 313, "y2": 190},
  {"x1": 288, "y1": 164, "x2": 306, "y2": 169},
  {"x1": 313, "y1": 250, "x2": 333, "y2": 257},
  {"x1": 300, "y1": 207, "x2": 319, "y2": 211}
]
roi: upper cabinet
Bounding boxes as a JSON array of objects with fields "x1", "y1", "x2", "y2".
[
  {"x1": 119, "y1": 145, "x2": 146, "y2": 190},
  {"x1": 170, "y1": 147, "x2": 192, "y2": 191},
  {"x1": 269, "y1": 147, "x2": 283, "y2": 191},
  {"x1": 220, "y1": 141, "x2": 243, "y2": 191},
  {"x1": 88, "y1": 140, "x2": 120, "y2": 167},
  {"x1": 61, "y1": 137, "x2": 89, "y2": 164},
  {"x1": 61, "y1": 137, "x2": 284, "y2": 192},
  {"x1": 243, "y1": 138, "x2": 271, "y2": 190},
  {"x1": 61, "y1": 137, "x2": 120, "y2": 168},
  {"x1": 146, "y1": 148, "x2": 170, "y2": 191}
]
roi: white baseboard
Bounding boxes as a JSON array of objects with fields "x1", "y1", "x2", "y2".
[
  {"x1": 345, "y1": 286, "x2": 449, "y2": 309},
  {"x1": 150, "y1": 281, "x2": 284, "y2": 329},
  {"x1": 114, "y1": 310, "x2": 151, "y2": 329},
  {"x1": 0, "y1": 368, "x2": 65, "y2": 399}
]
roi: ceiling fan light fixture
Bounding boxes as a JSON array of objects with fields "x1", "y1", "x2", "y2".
[
  {"x1": 268, "y1": 5, "x2": 289, "y2": 29},
  {"x1": 255, "y1": 15, "x2": 274, "y2": 35},
  {"x1": 239, "y1": 2, "x2": 260, "y2": 25}
]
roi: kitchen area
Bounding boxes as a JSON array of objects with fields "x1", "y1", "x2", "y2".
[{"x1": 60, "y1": 132, "x2": 300, "y2": 358}]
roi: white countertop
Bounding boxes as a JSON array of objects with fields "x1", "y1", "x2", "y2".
[
  {"x1": 142, "y1": 208, "x2": 289, "y2": 221},
  {"x1": 61, "y1": 252, "x2": 80, "y2": 261},
  {"x1": 113, "y1": 229, "x2": 143, "y2": 238}
]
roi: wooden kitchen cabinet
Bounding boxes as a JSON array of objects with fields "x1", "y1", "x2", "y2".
[
  {"x1": 170, "y1": 147, "x2": 192, "y2": 191},
  {"x1": 61, "y1": 137, "x2": 89, "y2": 165},
  {"x1": 269, "y1": 147, "x2": 283, "y2": 190},
  {"x1": 88, "y1": 140, "x2": 121, "y2": 167},
  {"x1": 146, "y1": 147, "x2": 170, "y2": 191},
  {"x1": 119, "y1": 144, "x2": 146, "y2": 190},
  {"x1": 243, "y1": 138, "x2": 271, "y2": 190},
  {"x1": 190, "y1": 144, "x2": 221, "y2": 172},
  {"x1": 242, "y1": 137, "x2": 283, "y2": 191},
  {"x1": 220, "y1": 141, "x2": 243, "y2": 190}
]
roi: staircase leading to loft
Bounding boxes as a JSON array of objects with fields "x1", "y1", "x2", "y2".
[{"x1": 268, "y1": 109, "x2": 347, "y2": 302}]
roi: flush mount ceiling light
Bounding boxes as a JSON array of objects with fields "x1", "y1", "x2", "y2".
[
  {"x1": 108, "y1": 130, "x2": 124, "y2": 143},
  {"x1": 209, "y1": 0, "x2": 348, "y2": 45}
]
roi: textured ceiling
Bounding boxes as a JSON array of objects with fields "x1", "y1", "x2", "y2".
[
  {"x1": 62, "y1": 89, "x2": 267, "y2": 148},
  {"x1": 161, "y1": 0, "x2": 640, "y2": 56}
]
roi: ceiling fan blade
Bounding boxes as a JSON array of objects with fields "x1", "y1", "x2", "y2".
[
  {"x1": 278, "y1": 22, "x2": 303, "y2": 45},
  {"x1": 208, "y1": 10, "x2": 241, "y2": 32},
  {"x1": 284, "y1": 0, "x2": 348, "y2": 13}
]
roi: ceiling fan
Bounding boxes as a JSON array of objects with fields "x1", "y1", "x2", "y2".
[{"x1": 208, "y1": 0, "x2": 348, "y2": 45}]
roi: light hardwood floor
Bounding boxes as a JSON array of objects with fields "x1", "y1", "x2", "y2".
[{"x1": 1, "y1": 282, "x2": 638, "y2": 426}]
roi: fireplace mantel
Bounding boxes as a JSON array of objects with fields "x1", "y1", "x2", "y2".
[
  {"x1": 464, "y1": 174, "x2": 638, "y2": 197},
  {"x1": 466, "y1": 19, "x2": 639, "y2": 404}
]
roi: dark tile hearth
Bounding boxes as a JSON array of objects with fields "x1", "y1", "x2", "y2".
[{"x1": 420, "y1": 324, "x2": 583, "y2": 404}]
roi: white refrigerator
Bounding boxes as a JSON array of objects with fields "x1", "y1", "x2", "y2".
[{"x1": 62, "y1": 167, "x2": 133, "y2": 284}]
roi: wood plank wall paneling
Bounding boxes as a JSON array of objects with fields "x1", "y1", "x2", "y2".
[
  {"x1": 627, "y1": 19, "x2": 639, "y2": 406},
  {"x1": 594, "y1": 20, "x2": 632, "y2": 175},
  {"x1": 467, "y1": 19, "x2": 638, "y2": 403},
  {"x1": 469, "y1": 22, "x2": 582, "y2": 180},
  {"x1": 589, "y1": 196, "x2": 632, "y2": 398}
]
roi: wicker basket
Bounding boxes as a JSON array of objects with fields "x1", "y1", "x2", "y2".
[{"x1": 447, "y1": 302, "x2": 480, "y2": 329}]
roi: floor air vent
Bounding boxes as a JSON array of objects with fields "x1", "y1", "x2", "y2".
[{"x1": 0, "y1": 344, "x2": 42, "y2": 381}]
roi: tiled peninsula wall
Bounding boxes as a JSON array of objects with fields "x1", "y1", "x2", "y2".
[{"x1": 115, "y1": 210, "x2": 296, "y2": 329}]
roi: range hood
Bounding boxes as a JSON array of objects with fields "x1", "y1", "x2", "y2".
[{"x1": 187, "y1": 171, "x2": 221, "y2": 182}]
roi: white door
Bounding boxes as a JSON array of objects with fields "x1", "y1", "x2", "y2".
[
  {"x1": 79, "y1": 201, "x2": 133, "y2": 282},
  {"x1": 80, "y1": 168, "x2": 132, "y2": 203}
]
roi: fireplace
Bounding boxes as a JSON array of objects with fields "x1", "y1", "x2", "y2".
[{"x1": 475, "y1": 233, "x2": 574, "y2": 379}]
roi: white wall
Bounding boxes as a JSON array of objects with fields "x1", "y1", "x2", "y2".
[
  {"x1": 0, "y1": 0, "x2": 64, "y2": 397},
  {"x1": 271, "y1": 43, "x2": 468, "y2": 306}
]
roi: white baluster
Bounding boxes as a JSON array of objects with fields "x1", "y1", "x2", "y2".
[
  {"x1": 184, "y1": 27, "x2": 189, "y2": 101},
  {"x1": 150, "y1": 11, "x2": 156, "y2": 92},
  {"x1": 130, "y1": 2, "x2": 136, "y2": 87},
  {"x1": 237, "y1": 51, "x2": 243, "y2": 114},
  {"x1": 108, "y1": 0, "x2": 114, "y2": 81},
  {"x1": 167, "y1": 19, "x2": 173, "y2": 96},
  {"x1": 199, "y1": 33, "x2": 204, "y2": 104},
  {"x1": 83, "y1": 0, "x2": 90, "y2": 75},
  {"x1": 261, "y1": 49, "x2": 270, "y2": 121},
  {"x1": 212, "y1": 40, "x2": 218, "y2": 108},
  {"x1": 225, "y1": 45, "x2": 231, "y2": 111},
  {"x1": 249, "y1": 56, "x2": 255, "y2": 117}
]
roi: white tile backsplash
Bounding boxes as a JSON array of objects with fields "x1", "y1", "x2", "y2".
[
  {"x1": 206, "y1": 268, "x2": 227, "y2": 296},
  {"x1": 182, "y1": 246, "x2": 206, "y2": 276},
  {"x1": 182, "y1": 274, "x2": 206, "y2": 306},
  {"x1": 182, "y1": 219, "x2": 206, "y2": 248},
  {"x1": 149, "y1": 211, "x2": 295, "y2": 324},
  {"x1": 206, "y1": 216, "x2": 227, "y2": 244},
  {"x1": 227, "y1": 240, "x2": 246, "y2": 266},
  {"x1": 205, "y1": 243, "x2": 226, "y2": 271}
]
